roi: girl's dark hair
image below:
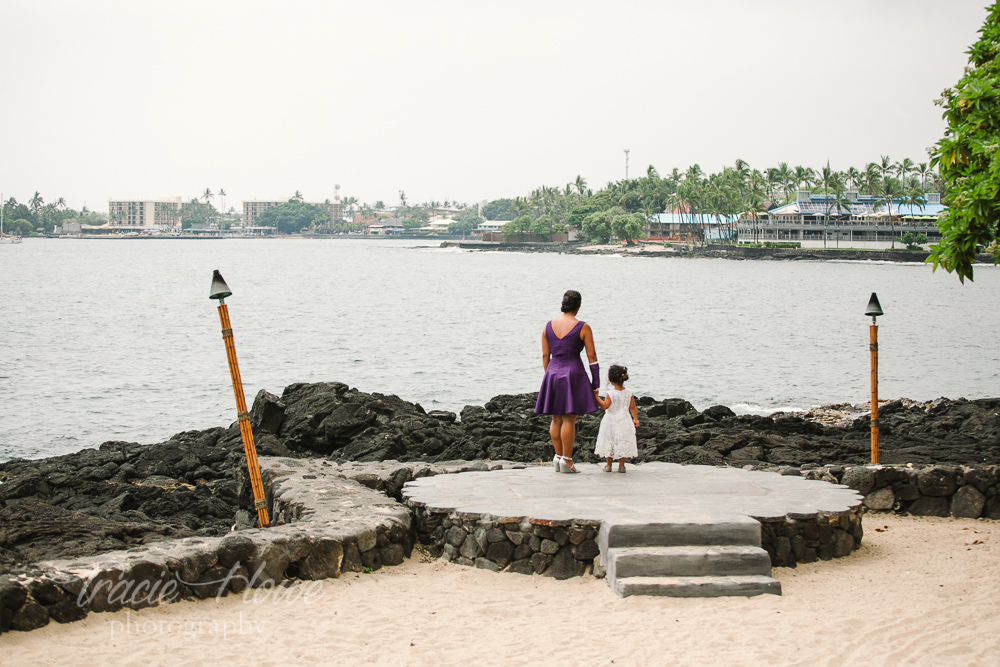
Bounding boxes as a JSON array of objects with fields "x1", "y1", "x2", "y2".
[
  {"x1": 608, "y1": 365, "x2": 629, "y2": 385},
  {"x1": 561, "y1": 290, "x2": 582, "y2": 313}
]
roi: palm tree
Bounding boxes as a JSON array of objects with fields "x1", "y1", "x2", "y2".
[
  {"x1": 574, "y1": 175, "x2": 587, "y2": 195},
  {"x1": 893, "y1": 158, "x2": 914, "y2": 186},
  {"x1": 825, "y1": 174, "x2": 852, "y2": 248},
  {"x1": 863, "y1": 163, "x2": 881, "y2": 195},
  {"x1": 219, "y1": 188, "x2": 227, "y2": 214},
  {"x1": 915, "y1": 162, "x2": 931, "y2": 188},
  {"x1": 877, "y1": 155, "x2": 892, "y2": 180},
  {"x1": 55, "y1": 197, "x2": 66, "y2": 210},
  {"x1": 846, "y1": 167, "x2": 861, "y2": 192},
  {"x1": 777, "y1": 162, "x2": 794, "y2": 203},
  {"x1": 202, "y1": 188, "x2": 213, "y2": 204},
  {"x1": 793, "y1": 165, "x2": 814, "y2": 191},
  {"x1": 873, "y1": 177, "x2": 905, "y2": 248},
  {"x1": 293, "y1": 191, "x2": 304, "y2": 201}
]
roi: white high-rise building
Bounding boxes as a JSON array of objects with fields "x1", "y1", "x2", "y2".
[{"x1": 108, "y1": 198, "x2": 183, "y2": 230}]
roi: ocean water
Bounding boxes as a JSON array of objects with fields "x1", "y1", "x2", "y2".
[{"x1": 2, "y1": 238, "x2": 998, "y2": 462}]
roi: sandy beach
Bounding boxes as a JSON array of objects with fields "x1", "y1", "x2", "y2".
[{"x1": 3, "y1": 514, "x2": 997, "y2": 666}]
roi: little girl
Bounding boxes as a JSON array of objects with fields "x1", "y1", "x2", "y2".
[{"x1": 593, "y1": 365, "x2": 639, "y2": 472}]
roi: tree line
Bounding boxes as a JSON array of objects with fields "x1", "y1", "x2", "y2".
[{"x1": 481, "y1": 158, "x2": 940, "y2": 245}]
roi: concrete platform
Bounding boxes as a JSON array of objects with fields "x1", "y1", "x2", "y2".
[{"x1": 403, "y1": 462, "x2": 863, "y2": 597}]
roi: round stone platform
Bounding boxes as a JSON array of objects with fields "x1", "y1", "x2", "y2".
[
  {"x1": 403, "y1": 462, "x2": 863, "y2": 525},
  {"x1": 403, "y1": 463, "x2": 864, "y2": 596}
]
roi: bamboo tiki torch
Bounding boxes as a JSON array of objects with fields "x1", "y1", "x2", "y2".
[
  {"x1": 210, "y1": 270, "x2": 270, "y2": 527},
  {"x1": 865, "y1": 293, "x2": 884, "y2": 464}
]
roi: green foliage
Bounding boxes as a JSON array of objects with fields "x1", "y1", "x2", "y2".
[
  {"x1": 928, "y1": 5, "x2": 1000, "y2": 281},
  {"x1": 567, "y1": 199, "x2": 601, "y2": 228},
  {"x1": 399, "y1": 209, "x2": 430, "y2": 230},
  {"x1": 179, "y1": 199, "x2": 217, "y2": 230},
  {"x1": 530, "y1": 214, "x2": 553, "y2": 238},
  {"x1": 900, "y1": 231, "x2": 928, "y2": 250},
  {"x1": 9, "y1": 219, "x2": 33, "y2": 235},
  {"x1": 482, "y1": 198, "x2": 515, "y2": 220},
  {"x1": 256, "y1": 199, "x2": 328, "y2": 234},
  {"x1": 663, "y1": 242, "x2": 671, "y2": 248},
  {"x1": 448, "y1": 219, "x2": 473, "y2": 235},
  {"x1": 501, "y1": 215, "x2": 532, "y2": 239},
  {"x1": 581, "y1": 210, "x2": 613, "y2": 244},
  {"x1": 449, "y1": 209, "x2": 482, "y2": 235},
  {"x1": 6, "y1": 203, "x2": 32, "y2": 224},
  {"x1": 611, "y1": 212, "x2": 646, "y2": 245}
]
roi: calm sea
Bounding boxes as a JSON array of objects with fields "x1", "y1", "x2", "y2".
[{"x1": 2, "y1": 239, "x2": 998, "y2": 462}]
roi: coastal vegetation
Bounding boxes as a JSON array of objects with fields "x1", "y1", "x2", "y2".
[
  {"x1": 486, "y1": 157, "x2": 941, "y2": 246},
  {"x1": 928, "y1": 4, "x2": 1000, "y2": 282},
  {"x1": 256, "y1": 198, "x2": 329, "y2": 234},
  {"x1": 2, "y1": 194, "x2": 105, "y2": 235}
]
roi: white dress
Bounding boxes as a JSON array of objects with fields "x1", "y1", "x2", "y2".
[{"x1": 594, "y1": 388, "x2": 638, "y2": 459}]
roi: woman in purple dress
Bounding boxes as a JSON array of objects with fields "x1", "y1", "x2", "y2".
[{"x1": 534, "y1": 290, "x2": 600, "y2": 473}]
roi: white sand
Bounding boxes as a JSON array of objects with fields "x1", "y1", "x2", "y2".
[{"x1": 4, "y1": 515, "x2": 998, "y2": 666}]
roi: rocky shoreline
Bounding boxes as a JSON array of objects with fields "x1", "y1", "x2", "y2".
[
  {"x1": 451, "y1": 240, "x2": 998, "y2": 264},
  {"x1": 1, "y1": 381, "x2": 998, "y2": 575}
]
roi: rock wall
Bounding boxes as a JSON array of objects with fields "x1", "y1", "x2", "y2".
[
  {"x1": 0, "y1": 458, "x2": 417, "y2": 635},
  {"x1": 412, "y1": 503, "x2": 864, "y2": 574},
  {"x1": 412, "y1": 509, "x2": 602, "y2": 579},
  {"x1": 809, "y1": 464, "x2": 1000, "y2": 519}
]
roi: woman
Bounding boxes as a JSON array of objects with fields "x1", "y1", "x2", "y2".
[{"x1": 534, "y1": 290, "x2": 600, "y2": 473}]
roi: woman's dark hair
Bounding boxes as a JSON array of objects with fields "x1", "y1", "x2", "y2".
[
  {"x1": 608, "y1": 365, "x2": 629, "y2": 385},
  {"x1": 561, "y1": 290, "x2": 582, "y2": 313}
]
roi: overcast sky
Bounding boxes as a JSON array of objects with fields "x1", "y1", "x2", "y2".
[{"x1": 0, "y1": 0, "x2": 990, "y2": 212}]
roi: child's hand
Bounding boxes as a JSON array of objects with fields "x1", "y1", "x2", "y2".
[{"x1": 633, "y1": 418, "x2": 640, "y2": 428}]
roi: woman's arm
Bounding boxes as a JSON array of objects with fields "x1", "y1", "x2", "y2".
[
  {"x1": 581, "y1": 323, "x2": 597, "y2": 364},
  {"x1": 581, "y1": 323, "x2": 600, "y2": 390},
  {"x1": 629, "y1": 394, "x2": 640, "y2": 428},
  {"x1": 541, "y1": 329, "x2": 551, "y2": 371}
]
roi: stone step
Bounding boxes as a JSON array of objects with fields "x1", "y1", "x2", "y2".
[
  {"x1": 599, "y1": 517, "x2": 761, "y2": 551},
  {"x1": 614, "y1": 575, "x2": 781, "y2": 598},
  {"x1": 606, "y1": 545, "x2": 772, "y2": 580}
]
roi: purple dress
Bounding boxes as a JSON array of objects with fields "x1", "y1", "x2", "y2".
[{"x1": 534, "y1": 320, "x2": 599, "y2": 415}]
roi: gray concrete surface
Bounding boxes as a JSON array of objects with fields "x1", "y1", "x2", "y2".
[{"x1": 402, "y1": 462, "x2": 863, "y2": 525}]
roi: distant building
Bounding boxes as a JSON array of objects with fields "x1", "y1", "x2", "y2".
[
  {"x1": 243, "y1": 199, "x2": 344, "y2": 228},
  {"x1": 737, "y1": 190, "x2": 944, "y2": 247},
  {"x1": 648, "y1": 210, "x2": 739, "y2": 244},
  {"x1": 107, "y1": 198, "x2": 183, "y2": 230}
]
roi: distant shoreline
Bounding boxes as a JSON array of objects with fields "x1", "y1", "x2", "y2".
[{"x1": 447, "y1": 241, "x2": 996, "y2": 264}]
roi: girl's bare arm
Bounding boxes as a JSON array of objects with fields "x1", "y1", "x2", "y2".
[
  {"x1": 630, "y1": 395, "x2": 640, "y2": 427},
  {"x1": 594, "y1": 391, "x2": 611, "y2": 410}
]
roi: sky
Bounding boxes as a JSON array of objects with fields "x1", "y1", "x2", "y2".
[{"x1": 0, "y1": 0, "x2": 991, "y2": 212}]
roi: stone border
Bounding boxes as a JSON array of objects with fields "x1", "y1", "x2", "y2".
[
  {"x1": 799, "y1": 464, "x2": 1000, "y2": 519},
  {"x1": 412, "y1": 508, "x2": 603, "y2": 579},
  {"x1": 410, "y1": 503, "x2": 864, "y2": 576},
  {"x1": 0, "y1": 458, "x2": 416, "y2": 634},
  {"x1": 0, "y1": 457, "x2": 527, "y2": 634}
]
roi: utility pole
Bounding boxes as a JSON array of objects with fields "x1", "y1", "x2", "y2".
[{"x1": 624, "y1": 149, "x2": 630, "y2": 180}]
